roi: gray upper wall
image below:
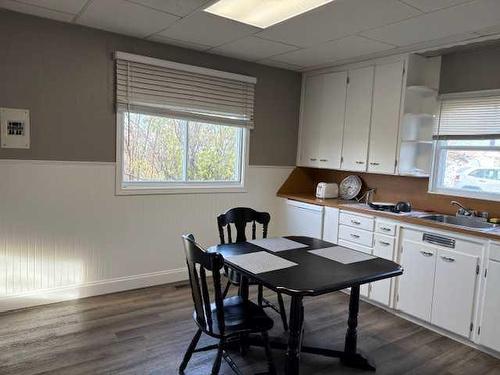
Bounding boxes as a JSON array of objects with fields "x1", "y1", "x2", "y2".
[
  {"x1": 0, "y1": 9, "x2": 301, "y2": 166},
  {"x1": 440, "y1": 42, "x2": 500, "y2": 94}
]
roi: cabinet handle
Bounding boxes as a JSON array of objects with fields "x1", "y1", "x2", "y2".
[
  {"x1": 351, "y1": 220, "x2": 361, "y2": 225},
  {"x1": 319, "y1": 159, "x2": 328, "y2": 162},
  {"x1": 380, "y1": 227, "x2": 391, "y2": 232},
  {"x1": 379, "y1": 241, "x2": 391, "y2": 246},
  {"x1": 350, "y1": 234, "x2": 360, "y2": 239},
  {"x1": 355, "y1": 161, "x2": 365, "y2": 165},
  {"x1": 370, "y1": 162, "x2": 380, "y2": 166},
  {"x1": 441, "y1": 256, "x2": 455, "y2": 263},
  {"x1": 420, "y1": 251, "x2": 433, "y2": 257},
  {"x1": 310, "y1": 158, "x2": 317, "y2": 161}
]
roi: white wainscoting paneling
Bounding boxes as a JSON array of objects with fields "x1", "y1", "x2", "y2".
[{"x1": 0, "y1": 160, "x2": 293, "y2": 312}]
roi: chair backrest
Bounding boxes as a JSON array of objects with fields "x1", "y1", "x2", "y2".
[
  {"x1": 217, "y1": 207, "x2": 271, "y2": 244},
  {"x1": 181, "y1": 234, "x2": 225, "y2": 335}
]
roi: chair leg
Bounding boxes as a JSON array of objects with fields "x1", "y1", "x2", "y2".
[
  {"x1": 179, "y1": 328, "x2": 202, "y2": 373},
  {"x1": 277, "y1": 292, "x2": 289, "y2": 331},
  {"x1": 262, "y1": 331, "x2": 277, "y2": 375},
  {"x1": 222, "y1": 279, "x2": 231, "y2": 298},
  {"x1": 222, "y1": 350, "x2": 243, "y2": 375},
  {"x1": 258, "y1": 284, "x2": 264, "y2": 306},
  {"x1": 211, "y1": 340, "x2": 225, "y2": 375}
]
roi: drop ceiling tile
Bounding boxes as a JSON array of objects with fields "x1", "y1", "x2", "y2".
[
  {"x1": 157, "y1": 11, "x2": 259, "y2": 47},
  {"x1": 362, "y1": 0, "x2": 500, "y2": 47},
  {"x1": 257, "y1": 58, "x2": 304, "y2": 71},
  {"x1": 257, "y1": 0, "x2": 421, "y2": 48},
  {"x1": 148, "y1": 34, "x2": 212, "y2": 51},
  {"x1": 18, "y1": 0, "x2": 87, "y2": 14},
  {"x1": 399, "y1": 0, "x2": 474, "y2": 12},
  {"x1": 126, "y1": 0, "x2": 211, "y2": 17},
  {"x1": 0, "y1": 0, "x2": 74, "y2": 21},
  {"x1": 76, "y1": 0, "x2": 180, "y2": 38},
  {"x1": 272, "y1": 35, "x2": 395, "y2": 68},
  {"x1": 210, "y1": 36, "x2": 298, "y2": 61}
]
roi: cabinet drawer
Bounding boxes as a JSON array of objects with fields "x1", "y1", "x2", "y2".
[
  {"x1": 375, "y1": 221, "x2": 396, "y2": 236},
  {"x1": 373, "y1": 234, "x2": 395, "y2": 260},
  {"x1": 340, "y1": 212, "x2": 374, "y2": 231},
  {"x1": 339, "y1": 225, "x2": 374, "y2": 248}
]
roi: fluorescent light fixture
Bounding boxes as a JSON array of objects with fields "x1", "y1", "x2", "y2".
[{"x1": 204, "y1": 0, "x2": 335, "y2": 29}]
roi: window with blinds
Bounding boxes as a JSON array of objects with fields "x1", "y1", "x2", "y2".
[
  {"x1": 115, "y1": 52, "x2": 256, "y2": 128},
  {"x1": 435, "y1": 93, "x2": 500, "y2": 139},
  {"x1": 114, "y1": 52, "x2": 255, "y2": 194},
  {"x1": 430, "y1": 91, "x2": 500, "y2": 200}
]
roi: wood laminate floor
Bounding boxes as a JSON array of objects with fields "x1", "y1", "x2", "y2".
[{"x1": 1, "y1": 283, "x2": 500, "y2": 375}]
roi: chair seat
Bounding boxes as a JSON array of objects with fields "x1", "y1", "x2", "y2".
[{"x1": 195, "y1": 296, "x2": 274, "y2": 337}]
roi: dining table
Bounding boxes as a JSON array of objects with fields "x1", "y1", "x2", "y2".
[{"x1": 208, "y1": 236, "x2": 403, "y2": 375}]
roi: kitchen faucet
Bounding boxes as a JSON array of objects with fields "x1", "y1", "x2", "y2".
[{"x1": 450, "y1": 200, "x2": 489, "y2": 218}]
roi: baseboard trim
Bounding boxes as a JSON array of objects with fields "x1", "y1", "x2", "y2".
[{"x1": 0, "y1": 268, "x2": 188, "y2": 313}]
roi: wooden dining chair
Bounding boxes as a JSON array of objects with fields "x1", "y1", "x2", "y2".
[
  {"x1": 179, "y1": 234, "x2": 276, "y2": 375},
  {"x1": 217, "y1": 207, "x2": 289, "y2": 332}
]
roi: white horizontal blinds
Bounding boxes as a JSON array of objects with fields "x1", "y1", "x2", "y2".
[
  {"x1": 115, "y1": 52, "x2": 256, "y2": 128},
  {"x1": 436, "y1": 93, "x2": 500, "y2": 139}
]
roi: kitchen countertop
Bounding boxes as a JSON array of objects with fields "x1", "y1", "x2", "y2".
[{"x1": 278, "y1": 192, "x2": 500, "y2": 241}]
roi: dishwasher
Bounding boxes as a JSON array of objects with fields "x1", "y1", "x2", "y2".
[{"x1": 284, "y1": 199, "x2": 324, "y2": 238}]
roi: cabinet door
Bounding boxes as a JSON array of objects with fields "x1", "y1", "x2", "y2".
[
  {"x1": 318, "y1": 71, "x2": 347, "y2": 169},
  {"x1": 298, "y1": 74, "x2": 323, "y2": 167},
  {"x1": 397, "y1": 240, "x2": 436, "y2": 322},
  {"x1": 368, "y1": 60, "x2": 404, "y2": 174},
  {"x1": 479, "y1": 259, "x2": 500, "y2": 352},
  {"x1": 341, "y1": 66, "x2": 374, "y2": 172},
  {"x1": 299, "y1": 71, "x2": 347, "y2": 169},
  {"x1": 370, "y1": 234, "x2": 395, "y2": 305},
  {"x1": 432, "y1": 249, "x2": 479, "y2": 338},
  {"x1": 323, "y1": 207, "x2": 339, "y2": 244}
]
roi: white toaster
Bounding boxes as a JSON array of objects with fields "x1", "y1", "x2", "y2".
[{"x1": 316, "y1": 182, "x2": 339, "y2": 199}]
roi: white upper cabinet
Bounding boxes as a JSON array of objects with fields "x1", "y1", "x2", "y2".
[
  {"x1": 341, "y1": 66, "x2": 374, "y2": 172},
  {"x1": 368, "y1": 60, "x2": 405, "y2": 174},
  {"x1": 298, "y1": 71, "x2": 347, "y2": 169}
]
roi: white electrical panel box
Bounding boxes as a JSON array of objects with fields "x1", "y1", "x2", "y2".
[{"x1": 0, "y1": 107, "x2": 30, "y2": 149}]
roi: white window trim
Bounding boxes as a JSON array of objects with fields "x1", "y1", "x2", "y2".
[
  {"x1": 429, "y1": 140, "x2": 500, "y2": 202},
  {"x1": 115, "y1": 111, "x2": 249, "y2": 196}
]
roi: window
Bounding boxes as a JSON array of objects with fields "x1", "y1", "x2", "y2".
[
  {"x1": 120, "y1": 111, "x2": 245, "y2": 189},
  {"x1": 430, "y1": 92, "x2": 500, "y2": 200},
  {"x1": 114, "y1": 52, "x2": 255, "y2": 194}
]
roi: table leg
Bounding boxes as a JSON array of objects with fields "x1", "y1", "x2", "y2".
[
  {"x1": 285, "y1": 295, "x2": 304, "y2": 375},
  {"x1": 341, "y1": 285, "x2": 376, "y2": 371},
  {"x1": 238, "y1": 275, "x2": 250, "y2": 356},
  {"x1": 238, "y1": 275, "x2": 249, "y2": 301}
]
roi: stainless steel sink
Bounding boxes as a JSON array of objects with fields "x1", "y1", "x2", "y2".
[{"x1": 420, "y1": 214, "x2": 498, "y2": 229}]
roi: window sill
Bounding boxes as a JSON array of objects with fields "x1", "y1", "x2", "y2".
[
  {"x1": 428, "y1": 188, "x2": 500, "y2": 202},
  {"x1": 116, "y1": 184, "x2": 247, "y2": 196}
]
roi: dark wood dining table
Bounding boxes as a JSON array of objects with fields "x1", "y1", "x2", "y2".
[{"x1": 208, "y1": 236, "x2": 403, "y2": 375}]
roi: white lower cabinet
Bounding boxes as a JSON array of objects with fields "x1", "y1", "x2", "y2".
[
  {"x1": 397, "y1": 230, "x2": 482, "y2": 339},
  {"x1": 323, "y1": 207, "x2": 339, "y2": 244},
  {"x1": 370, "y1": 234, "x2": 395, "y2": 305},
  {"x1": 479, "y1": 244, "x2": 500, "y2": 352},
  {"x1": 432, "y1": 248, "x2": 479, "y2": 338},
  {"x1": 398, "y1": 240, "x2": 437, "y2": 322}
]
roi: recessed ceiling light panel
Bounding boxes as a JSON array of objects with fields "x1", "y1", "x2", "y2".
[{"x1": 204, "y1": 0, "x2": 334, "y2": 29}]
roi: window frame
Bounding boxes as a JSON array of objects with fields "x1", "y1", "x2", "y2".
[
  {"x1": 429, "y1": 139, "x2": 500, "y2": 202},
  {"x1": 115, "y1": 110, "x2": 249, "y2": 196}
]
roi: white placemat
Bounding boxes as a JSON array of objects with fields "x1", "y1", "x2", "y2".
[
  {"x1": 226, "y1": 251, "x2": 298, "y2": 274},
  {"x1": 247, "y1": 237, "x2": 308, "y2": 252},
  {"x1": 308, "y1": 247, "x2": 375, "y2": 264}
]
